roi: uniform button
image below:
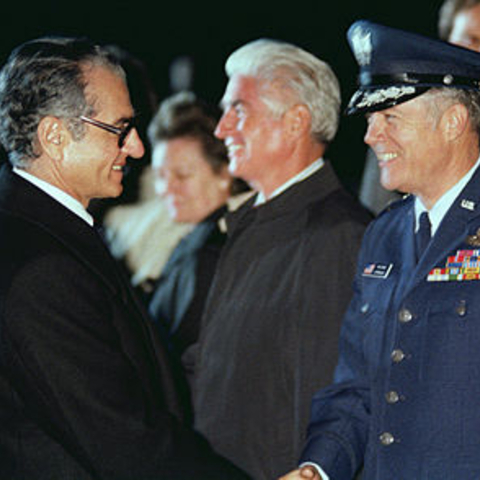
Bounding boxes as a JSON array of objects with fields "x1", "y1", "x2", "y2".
[
  {"x1": 379, "y1": 432, "x2": 395, "y2": 445},
  {"x1": 398, "y1": 309, "x2": 413, "y2": 323},
  {"x1": 456, "y1": 300, "x2": 467, "y2": 317},
  {"x1": 361, "y1": 303, "x2": 369, "y2": 314},
  {"x1": 385, "y1": 391, "x2": 400, "y2": 404},
  {"x1": 391, "y1": 349, "x2": 406, "y2": 363}
]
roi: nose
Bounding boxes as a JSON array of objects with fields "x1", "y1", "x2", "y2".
[
  {"x1": 364, "y1": 113, "x2": 385, "y2": 147},
  {"x1": 215, "y1": 109, "x2": 235, "y2": 140},
  {"x1": 164, "y1": 177, "x2": 182, "y2": 196},
  {"x1": 122, "y1": 128, "x2": 145, "y2": 159}
]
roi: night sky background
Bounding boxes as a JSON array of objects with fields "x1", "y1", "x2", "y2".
[{"x1": 0, "y1": 0, "x2": 447, "y2": 193}]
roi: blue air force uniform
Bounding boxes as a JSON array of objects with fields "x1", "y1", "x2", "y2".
[{"x1": 300, "y1": 20, "x2": 480, "y2": 479}]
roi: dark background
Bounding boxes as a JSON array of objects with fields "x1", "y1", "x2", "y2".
[{"x1": 0, "y1": 0, "x2": 447, "y2": 192}]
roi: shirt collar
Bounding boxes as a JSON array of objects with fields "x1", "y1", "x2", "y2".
[
  {"x1": 13, "y1": 167, "x2": 94, "y2": 227},
  {"x1": 414, "y1": 155, "x2": 480, "y2": 236},
  {"x1": 254, "y1": 157, "x2": 325, "y2": 206}
]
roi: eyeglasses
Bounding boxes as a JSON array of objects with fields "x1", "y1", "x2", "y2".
[{"x1": 79, "y1": 115, "x2": 136, "y2": 148}]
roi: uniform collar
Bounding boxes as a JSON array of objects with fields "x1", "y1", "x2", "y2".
[{"x1": 414, "y1": 155, "x2": 480, "y2": 236}]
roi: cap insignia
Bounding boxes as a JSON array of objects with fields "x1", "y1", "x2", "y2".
[{"x1": 351, "y1": 25, "x2": 372, "y2": 66}]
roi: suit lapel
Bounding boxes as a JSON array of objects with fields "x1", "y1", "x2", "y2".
[
  {"x1": 0, "y1": 165, "x2": 121, "y2": 294},
  {"x1": 0, "y1": 165, "x2": 187, "y2": 418},
  {"x1": 384, "y1": 204, "x2": 418, "y2": 306}
]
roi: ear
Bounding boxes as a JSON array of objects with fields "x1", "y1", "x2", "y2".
[
  {"x1": 440, "y1": 103, "x2": 469, "y2": 142},
  {"x1": 283, "y1": 104, "x2": 312, "y2": 140},
  {"x1": 36, "y1": 116, "x2": 68, "y2": 160},
  {"x1": 217, "y1": 164, "x2": 232, "y2": 191}
]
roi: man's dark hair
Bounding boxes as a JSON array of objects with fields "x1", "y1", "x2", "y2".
[{"x1": 0, "y1": 36, "x2": 125, "y2": 167}]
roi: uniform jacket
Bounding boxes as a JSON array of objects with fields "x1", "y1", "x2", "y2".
[
  {"x1": 0, "y1": 165, "x2": 248, "y2": 480},
  {"x1": 189, "y1": 162, "x2": 371, "y2": 480},
  {"x1": 301, "y1": 164, "x2": 480, "y2": 479}
]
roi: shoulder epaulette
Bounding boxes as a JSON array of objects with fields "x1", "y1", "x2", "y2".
[{"x1": 376, "y1": 193, "x2": 412, "y2": 219}]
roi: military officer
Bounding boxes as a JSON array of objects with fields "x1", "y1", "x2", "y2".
[{"x1": 280, "y1": 20, "x2": 480, "y2": 480}]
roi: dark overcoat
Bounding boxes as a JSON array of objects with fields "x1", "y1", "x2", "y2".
[
  {"x1": 190, "y1": 162, "x2": 372, "y2": 480},
  {"x1": 0, "y1": 165, "x2": 248, "y2": 480},
  {"x1": 301, "y1": 164, "x2": 480, "y2": 479}
]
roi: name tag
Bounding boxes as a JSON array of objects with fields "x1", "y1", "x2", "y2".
[{"x1": 362, "y1": 263, "x2": 393, "y2": 279}]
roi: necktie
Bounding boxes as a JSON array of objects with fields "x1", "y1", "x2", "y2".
[{"x1": 415, "y1": 211, "x2": 431, "y2": 261}]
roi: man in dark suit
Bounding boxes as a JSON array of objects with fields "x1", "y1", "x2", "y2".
[
  {"x1": 0, "y1": 36, "x2": 248, "y2": 479},
  {"x1": 187, "y1": 38, "x2": 372, "y2": 480},
  {"x1": 281, "y1": 20, "x2": 480, "y2": 480}
]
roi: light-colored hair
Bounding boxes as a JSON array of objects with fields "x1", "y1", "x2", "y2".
[
  {"x1": 438, "y1": 0, "x2": 480, "y2": 40},
  {"x1": 420, "y1": 87, "x2": 480, "y2": 139},
  {"x1": 225, "y1": 38, "x2": 341, "y2": 144}
]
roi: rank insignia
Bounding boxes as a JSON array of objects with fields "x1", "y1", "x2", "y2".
[{"x1": 461, "y1": 199, "x2": 475, "y2": 211}]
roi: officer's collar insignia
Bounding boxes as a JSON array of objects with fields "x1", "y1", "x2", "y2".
[
  {"x1": 466, "y1": 228, "x2": 480, "y2": 247},
  {"x1": 350, "y1": 24, "x2": 372, "y2": 67},
  {"x1": 461, "y1": 199, "x2": 476, "y2": 211}
]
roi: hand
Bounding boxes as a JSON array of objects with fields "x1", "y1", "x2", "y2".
[{"x1": 278, "y1": 465, "x2": 322, "y2": 480}]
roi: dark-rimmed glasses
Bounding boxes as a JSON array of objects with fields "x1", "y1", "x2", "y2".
[{"x1": 79, "y1": 115, "x2": 135, "y2": 148}]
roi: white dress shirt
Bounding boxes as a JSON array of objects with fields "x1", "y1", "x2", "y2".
[
  {"x1": 13, "y1": 167, "x2": 94, "y2": 226},
  {"x1": 254, "y1": 158, "x2": 325, "y2": 206}
]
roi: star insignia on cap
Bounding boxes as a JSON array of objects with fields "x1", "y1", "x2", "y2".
[{"x1": 350, "y1": 25, "x2": 372, "y2": 66}]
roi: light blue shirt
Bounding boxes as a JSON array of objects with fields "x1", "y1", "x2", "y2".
[{"x1": 414, "y1": 155, "x2": 480, "y2": 236}]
